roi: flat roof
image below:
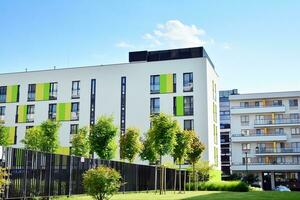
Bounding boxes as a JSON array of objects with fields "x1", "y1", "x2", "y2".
[{"x1": 229, "y1": 91, "x2": 300, "y2": 100}]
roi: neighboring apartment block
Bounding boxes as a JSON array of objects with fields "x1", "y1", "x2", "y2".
[
  {"x1": 0, "y1": 47, "x2": 220, "y2": 167},
  {"x1": 230, "y1": 91, "x2": 300, "y2": 190},
  {"x1": 219, "y1": 89, "x2": 238, "y2": 179}
]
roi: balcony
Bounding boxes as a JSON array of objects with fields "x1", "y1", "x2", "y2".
[
  {"x1": 231, "y1": 105, "x2": 285, "y2": 115},
  {"x1": 231, "y1": 162, "x2": 300, "y2": 171},
  {"x1": 254, "y1": 118, "x2": 300, "y2": 127},
  {"x1": 231, "y1": 132, "x2": 287, "y2": 142},
  {"x1": 256, "y1": 148, "x2": 300, "y2": 155}
]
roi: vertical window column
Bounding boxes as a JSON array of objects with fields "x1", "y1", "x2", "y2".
[
  {"x1": 120, "y1": 77, "x2": 126, "y2": 136},
  {"x1": 90, "y1": 79, "x2": 96, "y2": 126}
]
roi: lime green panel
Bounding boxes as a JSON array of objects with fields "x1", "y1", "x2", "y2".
[
  {"x1": 166, "y1": 74, "x2": 173, "y2": 92},
  {"x1": 35, "y1": 83, "x2": 44, "y2": 101},
  {"x1": 43, "y1": 83, "x2": 50, "y2": 100},
  {"x1": 176, "y1": 96, "x2": 184, "y2": 116},
  {"x1": 58, "y1": 103, "x2": 66, "y2": 121},
  {"x1": 18, "y1": 105, "x2": 27, "y2": 123},
  {"x1": 160, "y1": 74, "x2": 167, "y2": 93},
  {"x1": 6, "y1": 85, "x2": 18, "y2": 103},
  {"x1": 64, "y1": 103, "x2": 71, "y2": 121},
  {"x1": 7, "y1": 127, "x2": 16, "y2": 145},
  {"x1": 56, "y1": 146, "x2": 70, "y2": 155}
]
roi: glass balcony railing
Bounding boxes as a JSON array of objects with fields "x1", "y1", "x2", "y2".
[
  {"x1": 256, "y1": 148, "x2": 300, "y2": 154},
  {"x1": 231, "y1": 104, "x2": 284, "y2": 109},
  {"x1": 232, "y1": 132, "x2": 286, "y2": 137},
  {"x1": 254, "y1": 118, "x2": 300, "y2": 125}
]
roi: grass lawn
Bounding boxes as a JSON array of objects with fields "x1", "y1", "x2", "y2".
[{"x1": 57, "y1": 191, "x2": 300, "y2": 200}]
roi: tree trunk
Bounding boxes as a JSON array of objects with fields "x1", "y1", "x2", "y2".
[
  {"x1": 192, "y1": 163, "x2": 196, "y2": 191},
  {"x1": 179, "y1": 163, "x2": 182, "y2": 193},
  {"x1": 160, "y1": 155, "x2": 163, "y2": 195},
  {"x1": 154, "y1": 165, "x2": 157, "y2": 194},
  {"x1": 173, "y1": 169, "x2": 176, "y2": 193}
]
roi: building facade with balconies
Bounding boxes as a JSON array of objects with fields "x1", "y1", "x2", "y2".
[
  {"x1": 230, "y1": 91, "x2": 300, "y2": 191},
  {"x1": 0, "y1": 47, "x2": 220, "y2": 167}
]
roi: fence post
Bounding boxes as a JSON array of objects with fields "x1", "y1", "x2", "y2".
[
  {"x1": 184, "y1": 170, "x2": 186, "y2": 193},
  {"x1": 68, "y1": 155, "x2": 73, "y2": 196},
  {"x1": 48, "y1": 153, "x2": 53, "y2": 199},
  {"x1": 23, "y1": 149, "x2": 28, "y2": 199},
  {"x1": 188, "y1": 174, "x2": 191, "y2": 191},
  {"x1": 154, "y1": 166, "x2": 157, "y2": 194}
]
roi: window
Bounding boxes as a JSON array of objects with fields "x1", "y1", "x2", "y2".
[
  {"x1": 242, "y1": 157, "x2": 251, "y2": 164},
  {"x1": 28, "y1": 84, "x2": 36, "y2": 101},
  {"x1": 49, "y1": 82, "x2": 58, "y2": 100},
  {"x1": 290, "y1": 113, "x2": 300, "y2": 119},
  {"x1": 289, "y1": 99, "x2": 298, "y2": 107},
  {"x1": 291, "y1": 128, "x2": 300, "y2": 135},
  {"x1": 70, "y1": 124, "x2": 79, "y2": 134},
  {"x1": 0, "y1": 106, "x2": 5, "y2": 122},
  {"x1": 0, "y1": 86, "x2": 7, "y2": 103},
  {"x1": 150, "y1": 98, "x2": 160, "y2": 115},
  {"x1": 150, "y1": 75, "x2": 160, "y2": 94},
  {"x1": 240, "y1": 102, "x2": 249, "y2": 108},
  {"x1": 72, "y1": 81, "x2": 80, "y2": 98},
  {"x1": 184, "y1": 119, "x2": 194, "y2": 130},
  {"x1": 184, "y1": 96, "x2": 194, "y2": 115},
  {"x1": 48, "y1": 104, "x2": 57, "y2": 120},
  {"x1": 242, "y1": 143, "x2": 251, "y2": 151},
  {"x1": 183, "y1": 73, "x2": 193, "y2": 92},
  {"x1": 275, "y1": 128, "x2": 284, "y2": 134},
  {"x1": 27, "y1": 105, "x2": 35, "y2": 122},
  {"x1": 71, "y1": 102, "x2": 79, "y2": 120},
  {"x1": 272, "y1": 100, "x2": 282, "y2": 106},
  {"x1": 240, "y1": 115, "x2": 249, "y2": 126}
]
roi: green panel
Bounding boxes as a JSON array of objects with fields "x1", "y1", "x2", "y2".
[
  {"x1": 176, "y1": 96, "x2": 184, "y2": 116},
  {"x1": 36, "y1": 83, "x2": 50, "y2": 101},
  {"x1": 160, "y1": 74, "x2": 167, "y2": 93},
  {"x1": 7, "y1": 127, "x2": 16, "y2": 145},
  {"x1": 43, "y1": 83, "x2": 50, "y2": 100},
  {"x1": 6, "y1": 85, "x2": 18, "y2": 103},
  {"x1": 17, "y1": 105, "x2": 27, "y2": 123},
  {"x1": 64, "y1": 103, "x2": 71, "y2": 120},
  {"x1": 57, "y1": 103, "x2": 71, "y2": 121},
  {"x1": 166, "y1": 74, "x2": 173, "y2": 92}
]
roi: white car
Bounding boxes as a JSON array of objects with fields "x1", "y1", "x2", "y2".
[{"x1": 274, "y1": 185, "x2": 291, "y2": 192}]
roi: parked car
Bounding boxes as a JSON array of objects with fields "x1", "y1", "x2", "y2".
[{"x1": 274, "y1": 185, "x2": 291, "y2": 192}]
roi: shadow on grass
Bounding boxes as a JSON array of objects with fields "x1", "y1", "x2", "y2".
[{"x1": 182, "y1": 191, "x2": 300, "y2": 200}]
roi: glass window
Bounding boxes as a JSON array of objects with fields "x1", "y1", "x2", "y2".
[
  {"x1": 240, "y1": 115, "x2": 249, "y2": 125},
  {"x1": 150, "y1": 98, "x2": 160, "y2": 115},
  {"x1": 242, "y1": 143, "x2": 251, "y2": 151},
  {"x1": 183, "y1": 73, "x2": 193, "y2": 92},
  {"x1": 71, "y1": 102, "x2": 79, "y2": 120},
  {"x1": 72, "y1": 81, "x2": 80, "y2": 98},
  {"x1": 0, "y1": 106, "x2": 5, "y2": 116},
  {"x1": 0, "y1": 86, "x2": 7, "y2": 103},
  {"x1": 70, "y1": 124, "x2": 79, "y2": 134},
  {"x1": 291, "y1": 128, "x2": 300, "y2": 135},
  {"x1": 150, "y1": 75, "x2": 160, "y2": 94},
  {"x1": 240, "y1": 102, "x2": 249, "y2": 108},
  {"x1": 289, "y1": 99, "x2": 298, "y2": 107},
  {"x1": 27, "y1": 105, "x2": 35, "y2": 122},
  {"x1": 241, "y1": 129, "x2": 250, "y2": 136},
  {"x1": 49, "y1": 82, "x2": 58, "y2": 100},
  {"x1": 184, "y1": 119, "x2": 194, "y2": 130},
  {"x1": 184, "y1": 96, "x2": 194, "y2": 115},
  {"x1": 28, "y1": 84, "x2": 36, "y2": 101},
  {"x1": 48, "y1": 104, "x2": 57, "y2": 120},
  {"x1": 272, "y1": 100, "x2": 282, "y2": 106}
]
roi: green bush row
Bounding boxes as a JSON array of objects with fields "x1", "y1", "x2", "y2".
[{"x1": 186, "y1": 181, "x2": 249, "y2": 192}]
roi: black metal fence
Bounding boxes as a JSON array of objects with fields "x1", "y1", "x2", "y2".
[{"x1": 0, "y1": 147, "x2": 188, "y2": 199}]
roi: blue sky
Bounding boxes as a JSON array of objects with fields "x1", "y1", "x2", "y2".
[{"x1": 0, "y1": 0, "x2": 300, "y2": 93}]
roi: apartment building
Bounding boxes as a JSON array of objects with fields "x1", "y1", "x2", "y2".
[
  {"x1": 0, "y1": 47, "x2": 220, "y2": 167},
  {"x1": 219, "y1": 89, "x2": 238, "y2": 179},
  {"x1": 230, "y1": 91, "x2": 300, "y2": 190}
]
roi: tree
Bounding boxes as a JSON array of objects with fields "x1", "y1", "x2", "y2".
[
  {"x1": 186, "y1": 134, "x2": 205, "y2": 185},
  {"x1": 71, "y1": 127, "x2": 90, "y2": 157},
  {"x1": 149, "y1": 113, "x2": 178, "y2": 194},
  {"x1": 120, "y1": 127, "x2": 142, "y2": 163},
  {"x1": 172, "y1": 130, "x2": 193, "y2": 192},
  {"x1": 140, "y1": 132, "x2": 158, "y2": 164},
  {"x1": 0, "y1": 125, "x2": 8, "y2": 146},
  {"x1": 21, "y1": 127, "x2": 42, "y2": 151},
  {"x1": 83, "y1": 166, "x2": 121, "y2": 200},
  {"x1": 0, "y1": 167, "x2": 9, "y2": 195},
  {"x1": 39, "y1": 120, "x2": 60, "y2": 153},
  {"x1": 90, "y1": 115, "x2": 118, "y2": 160}
]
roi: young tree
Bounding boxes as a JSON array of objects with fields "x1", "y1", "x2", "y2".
[
  {"x1": 172, "y1": 130, "x2": 193, "y2": 192},
  {"x1": 0, "y1": 167, "x2": 9, "y2": 196},
  {"x1": 150, "y1": 113, "x2": 178, "y2": 194},
  {"x1": 39, "y1": 120, "x2": 60, "y2": 153},
  {"x1": 0, "y1": 125, "x2": 8, "y2": 146},
  {"x1": 120, "y1": 127, "x2": 142, "y2": 163},
  {"x1": 89, "y1": 115, "x2": 118, "y2": 160},
  {"x1": 140, "y1": 133, "x2": 158, "y2": 164},
  {"x1": 83, "y1": 166, "x2": 121, "y2": 200},
  {"x1": 21, "y1": 127, "x2": 42, "y2": 151},
  {"x1": 187, "y1": 134, "x2": 205, "y2": 185},
  {"x1": 71, "y1": 127, "x2": 90, "y2": 157}
]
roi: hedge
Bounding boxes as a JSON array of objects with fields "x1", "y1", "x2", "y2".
[{"x1": 186, "y1": 181, "x2": 249, "y2": 192}]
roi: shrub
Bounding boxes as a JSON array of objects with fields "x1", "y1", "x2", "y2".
[
  {"x1": 186, "y1": 181, "x2": 249, "y2": 192},
  {"x1": 83, "y1": 166, "x2": 121, "y2": 200},
  {"x1": 0, "y1": 167, "x2": 9, "y2": 195}
]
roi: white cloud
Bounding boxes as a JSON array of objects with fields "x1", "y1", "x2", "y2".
[
  {"x1": 143, "y1": 20, "x2": 207, "y2": 49},
  {"x1": 115, "y1": 41, "x2": 134, "y2": 48},
  {"x1": 222, "y1": 42, "x2": 232, "y2": 50}
]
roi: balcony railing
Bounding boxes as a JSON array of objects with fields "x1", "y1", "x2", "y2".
[
  {"x1": 256, "y1": 148, "x2": 300, "y2": 154},
  {"x1": 254, "y1": 118, "x2": 300, "y2": 125},
  {"x1": 232, "y1": 161, "x2": 300, "y2": 166},
  {"x1": 232, "y1": 132, "x2": 286, "y2": 137},
  {"x1": 72, "y1": 90, "x2": 80, "y2": 99},
  {"x1": 231, "y1": 104, "x2": 284, "y2": 109}
]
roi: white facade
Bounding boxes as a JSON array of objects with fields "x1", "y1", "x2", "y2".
[
  {"x1": 230, "y1": 91, "x2": 300, "y2": 189},
  {"x1": 0, "y1": 47, "x2": 220, "y2": 167}
]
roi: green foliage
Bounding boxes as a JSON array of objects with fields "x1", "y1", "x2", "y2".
[
  {"x1": 149, "y1": 113, "x2": 178, "y2": 160},
  {"x1": 0, "y1": 167, "x2": 9, "y2": 194},
  {"x1": 186, "y1": 181, "x2": 249, "y2": 192},
  {"x1": 71, "y1": 127, "x2": 90, "y2": 157},
  {"x1": 21, "y1": 127, "x2": 42, "y2": 151},
  {"x1": 187, "y1": 133, "x2": 205, "y2": 165},
  {"x1": 39, "y1": 120, "x2": 60, "y2": 153},
  {"x1": 242, "y1": 174, "x2": 259, "y2": 185},
  {"x1": 209, "y1": 170, "x2": 222, "y2": 182},
  {"x1": 172, "y1": 130, "x2": 193, "y2": 166},
  {"x1": 0, "y1": 125, "x2": 8, "y2": 146},
  {"x1": 140, "y1": 132, "x2": 158, "y2": 164},
  {"x1": 83, "y1": 166, "x2": 121, "y2": 200},
  {"x1": 120, "y1": 127, "x2": 142, "y2": 163},
  {"x1": 21, "y1": 120, "x2": 60, "y2": 153},
  {"x1": 187, "y1": 160, "x2": 213, "y2": 182},
  {"x1": 89, "y1": 116, "x2": 118, "y2": 160}
]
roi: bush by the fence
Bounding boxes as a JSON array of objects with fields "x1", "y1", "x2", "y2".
[{"x1": 186, "y1": 181, "x2": 249, "y2": 192}]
